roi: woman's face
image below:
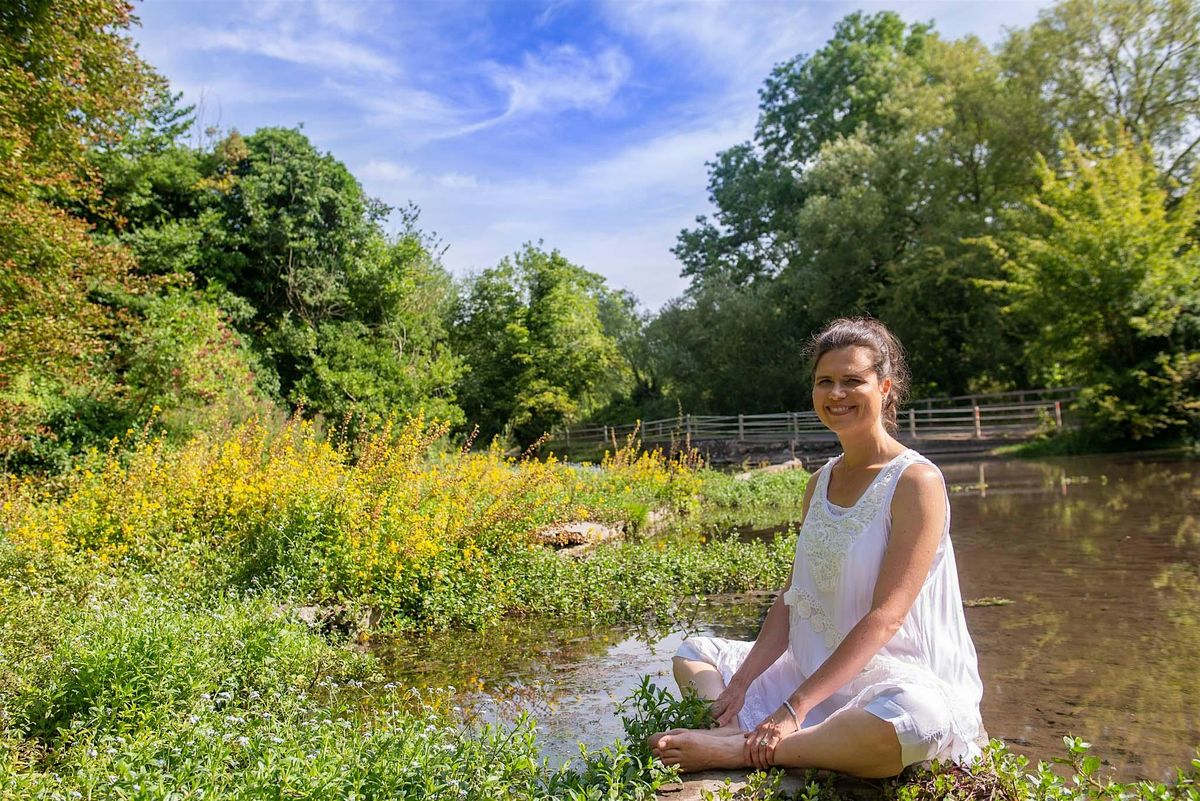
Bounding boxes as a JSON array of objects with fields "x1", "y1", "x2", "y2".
[{"x1": 812, "y1": 345, "x2": 892, "y2": 434}]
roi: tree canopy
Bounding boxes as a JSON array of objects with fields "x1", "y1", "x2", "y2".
[{"x1": 2, "y1": 0, "x2": 1198, "y2": 465}]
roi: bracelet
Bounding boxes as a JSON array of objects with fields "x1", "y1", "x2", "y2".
[{"x1": 782, "y1": 700, "x2": 800, "y2": 728}]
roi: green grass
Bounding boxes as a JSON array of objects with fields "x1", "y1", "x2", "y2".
[{"x1": 995, "y1": 428, "x2": 1196, "y2": 458}]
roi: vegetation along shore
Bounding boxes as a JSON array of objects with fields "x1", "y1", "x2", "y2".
[{"x1": 2, "y1": 0, "x2": 1198, "y2": 797}]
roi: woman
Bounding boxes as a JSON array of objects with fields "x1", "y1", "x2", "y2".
[{"x1": 651, "y1": 318, "x2": 984, "y2": 778}]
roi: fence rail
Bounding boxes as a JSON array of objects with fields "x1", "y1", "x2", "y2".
[{"x1": 548, "y1": 388, "x2": 1077, "y2": 450}]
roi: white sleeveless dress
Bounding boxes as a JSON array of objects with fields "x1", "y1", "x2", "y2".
[{"x1": 675, "y1": 450, "x2": 985, "y2": 766}]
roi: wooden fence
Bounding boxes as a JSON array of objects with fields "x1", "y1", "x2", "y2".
[{"x1": 548, "y1": 387, "x2": 1078, "y2": 450}]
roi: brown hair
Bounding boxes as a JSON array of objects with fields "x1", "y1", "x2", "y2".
[{"x1": 806, "y1": 317, "x2": 910, "y2": 434}]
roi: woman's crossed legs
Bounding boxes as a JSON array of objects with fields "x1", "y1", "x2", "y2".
[{"x1": 650, "y1": 656, "x2": 904, "y2": 778}]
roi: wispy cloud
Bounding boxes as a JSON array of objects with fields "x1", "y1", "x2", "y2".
[
  {"x1": 334, "y1": 43, "x2": 632, "y2": 144},
  {"x1": 486, "y1": 44, "x2": 631, "y2": 117},
  {"x1": 188, "y1": 26, "x2": 399, "y2": 75},
  {"x1": 132, "y1": 0, "x2": 1055, "y2": 309}
]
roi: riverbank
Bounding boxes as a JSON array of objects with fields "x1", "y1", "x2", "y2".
[{"x1": 3, "y1": 424, "x2": 1198, "y2": 798}]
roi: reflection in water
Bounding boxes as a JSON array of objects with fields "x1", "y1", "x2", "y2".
[
  {"x1": 946, "y1": 454, "x2": 1199, "y2": 780},
  {"x1": 379, "y1": 454, "x2": 1199, "y2": 781}
]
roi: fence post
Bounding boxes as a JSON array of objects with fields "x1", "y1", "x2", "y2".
[
  {"x1": 737, "y1": 414, "x2": 745, "y2": 441},
  {"x1": 908, "y1": 408, "x2": 917, "y2": 438},
  {"x1": 1054, "y1": 401, "x2": 1063, "y2": 429},
  {"x1": 565, "y1": 426, "x2": 570, "y2": 449},
  {"x1": 792, "y1": 411, "x2": 798, "y2": 437},
  {"x1": 685, "y1": 414, "x2": 691, "y2": 439},
  {"x1": 973, "y1": 405, "x2": 982, "y2": 439},
  {"x1": 602, "y1": 426, "x2": 608, "y2": 446}
]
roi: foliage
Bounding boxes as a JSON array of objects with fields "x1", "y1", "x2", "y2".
[
  {"x1": 977, "y1": 137, "x2": 1200, "y2": 441},
  {"x1": 1001, "y1": 0, "x2": 1200, "y2": 183},
  {"x1": 619, "y1": 686, "x2": 1200, "y2": 800},
  {"x1": 0, "y1": 0, "x2": 155, "y2": 463},
  {"x1": 696, "y1": 468, "x2": 811, "y2": 525},
  {"x1": 86, "y1": 117, "x2": 466, "y2": 438},
  {"x1": 0, "y1": 582, "x2": 674, "y2": 801},
  {"x1": 0, "y1": 416, "x2": 708, "y2": 631},
  {"x1": 620, "y1": 677, "x2": 715, "y2": 768},
  {"x1": 634, "y1": 0, "x2": 1200, "y2": 430},
  {"x1": 453, "y1": 244, "x2": 625, "y2": 446}
]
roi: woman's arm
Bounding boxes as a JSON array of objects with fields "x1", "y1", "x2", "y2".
[
  {"x1": 711, "y1": 474, "x2": 817, "y2": 727},
  {"x1": 746, "y1": 463, "x2": 946, "y2": 767}
]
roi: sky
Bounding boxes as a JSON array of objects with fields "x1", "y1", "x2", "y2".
[{"x1": 130, "y1": 0, "x2": 1052, "y2": 310}]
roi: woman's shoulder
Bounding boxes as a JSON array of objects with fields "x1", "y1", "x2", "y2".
[{"x1": 894, "y1": 452, "x2": 946, "y2": 497}]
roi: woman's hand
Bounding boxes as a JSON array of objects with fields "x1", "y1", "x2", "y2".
[
  {"x1": 709, "y1": 682, "x2": 747, "y2": 729},
  {"x1": 743, "y1": 706, "x2": 799, "y2": 770}
]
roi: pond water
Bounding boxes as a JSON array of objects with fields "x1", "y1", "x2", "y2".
[{"x1": 379, "y1": 453, "x2": 1199, "y2": 782}]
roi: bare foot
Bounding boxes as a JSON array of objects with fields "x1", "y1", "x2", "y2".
[
  {"x1": 647, "y1": 727, "x2": 689, "y2": 753},
  {"x1": 653, "y1": 729, "x2": 748, "y2": 772}
]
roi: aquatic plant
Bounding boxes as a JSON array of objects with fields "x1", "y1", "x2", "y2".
[{"x1": 0, "y1": 582, "x2": 677, "y2": 801}]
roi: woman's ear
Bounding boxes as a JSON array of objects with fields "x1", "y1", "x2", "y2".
[{"x1": 881, "y1": 376, "x2": 893, "y2": 402}]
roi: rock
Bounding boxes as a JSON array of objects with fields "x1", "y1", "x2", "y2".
[
  {"x1": 656, "y1": 770, "x2": 809, "y2": 800},
  {"x1": 291, "y1": 603, "x2": 378, "y2": 636},
  {"x1": 538, "y1": 520, "x2": 624, "y2": 557},
  {"x1": 733, "y1": 457, "x2": 806, "y2": 481}
]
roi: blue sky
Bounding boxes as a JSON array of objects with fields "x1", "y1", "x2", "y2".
[{"x1": 131, "y1": 0, "x2": 1050, "y2": 309}]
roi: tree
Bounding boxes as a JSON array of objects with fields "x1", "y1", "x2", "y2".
[
  {"x1": 978, "y1": 137, "x2": 1200, "y2": 440},
  {"x1": 452, "y1": 246, "x2": 622, "y2": 446},
  {"x1": 92, "y1": 123, "x2": 466, "y2": 432},
  {"x1": 646, "y1": 277, "x2": 810, "y2": 415},
  {"x1": 664, "y1": 15, "x2": 1040, "y2": 403},
  {"x1": 674, "y1": 12, "x2": 933, "y2": 290},
  {"x1": 0, "y1": 0, "x2": 155, "y2": 465},
  {"x1": 1002, "y1": 0, "x2": 1200, "y2": 183}
]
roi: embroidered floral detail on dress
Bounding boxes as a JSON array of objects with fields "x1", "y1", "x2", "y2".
[
  {"x1": 783, "y1": 587, "x2": 842, "y2": 649},
  {"x1": 802, "y1": 452, "x2": 916, "y2": 593}
]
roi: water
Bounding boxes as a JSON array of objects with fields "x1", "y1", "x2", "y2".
[{"x1": 379, "y1": 453, "x2": 1199, "y2": 781}]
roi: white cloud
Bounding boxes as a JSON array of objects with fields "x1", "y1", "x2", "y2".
[
  {"x1": 360, "y1": 160, "x2": 415, "y2": 183},
  {"x1": 486, "y1": 44, "x2": 632, "y2": 117},
  {"x1": 354, "y1": 116, "x2": 755, "y2": 306},
  {"x1": 332, "y1": 43, "x2": 633, "y2": 144},
  {"x1": 189, "y1": 26, "x2": 399, "y2": 75},
  {"x1": 600, "y1": 0, "x2": 825, "y2": 86}
]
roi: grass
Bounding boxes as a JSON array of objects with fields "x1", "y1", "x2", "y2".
[
  {"x1": 995, "y1": 428, "x2": 1197, "y2": 458},
  {"x1": 4, "y1": 420, "x2": 1198, "y2": 799},
  {"x1": 0, "y1": 581, "x2": 675, "y2": 800}
]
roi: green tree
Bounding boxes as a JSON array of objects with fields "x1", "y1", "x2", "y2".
[
  {"x1": 646, "y1": 277, "x2": 809, "y2": 415},
  {"x1": 675, "y1": 12, "x2": 933, "y2": 289},
  {"x1": 666, "y1": 14, "x2": 1040, "y2": 403},
  {"x1": 1002, "y1": 0, "x2": 1200, "y2": 183},
  {"x1": 452, "y1": 246, "x2": 622, "y2": 446},
  {"x1": 978, "y1": 137, "x2": 1200, "y2": 440},
  {"x1": 91, "y1": 122, "x2": 465, "y2": 432},
  {"x1": 0, "y1": 0, "x2": 155, "y2": 465}
]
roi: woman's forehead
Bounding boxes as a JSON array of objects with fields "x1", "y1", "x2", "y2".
[{"x1": 814, "y1": 346, "x2": 877, "y2": 375}]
